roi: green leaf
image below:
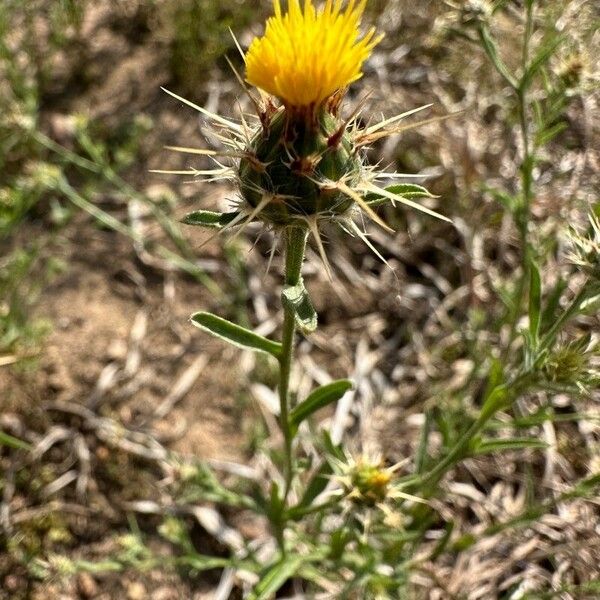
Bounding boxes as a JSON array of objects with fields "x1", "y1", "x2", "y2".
[
  {"x1": 293, "y1": 461, "x2": 333, "y2": 513},
  {"x1": 480, "y1": 383, "x2": 509, "y2": 421},
  {"x1": 540, "y1": 278, "x2": 567, "y2": 334},
  {"x1": 429, "y1": 521, "x2": 454, "y2": 560},
  {"x1": 321, "y1": 430, "x2": 346, "y2": 462},
  {"x1": 0, "y1": 431, "x2": 31, "y2": 451},
  {"x1": 528, "y1": 260, "x2": 542, "y2": 344},
  {"x1": 477, "y1": 25, "x2": 518, "y2": 89},
  {"x1": 182, "y1": 210, "x2": 241, "y2": 229},
  {"x1": 472, "y1": 437, "x2": 548, "y2": 456},
  {"x1": 247, "y1": 555, "x2": 305, "y2": 600},
  {"x1": 289, "y1": 380, "x2": 353, "y2": 433},
  {"x1": 536, "y1": 121, "x2": 568, "y2": 147},
  {"x1": 414, "y1": 411, "x2": 433, "y2": 474},
  {"x1": 191, "y1": 312, "x2": 281, "y2": 357},
  {"x1": 366, "y1": 183, "x2": 433, "y2": 207},
  {"x1": 520, "y1": 35, "x2": 564, "y2": 92},
  {"x1": 282, "y1": 280, "x2": 317, "y2": 334},
  {"x1": 266, "y1": 482, "x2": 285, "y2": 525},
  {"x1": 177, "y1": 555, "x2": 233, "y2": 572}
]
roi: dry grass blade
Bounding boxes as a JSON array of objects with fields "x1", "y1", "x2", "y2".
[{"x1": 153, "y1": 354, "x2": 209, "y2": 420}]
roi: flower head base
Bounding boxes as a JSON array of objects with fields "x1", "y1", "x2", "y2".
[
  {"x1": 245, "y1": 0, "x2": 382, "y2": 110},
  {"x1": 333, "y1": 454, "x2": 395, "y2": 506},
  {"x1": 543, "y1": 339, "x2": 600, "y2": 392},
  {"x1": 238, "y1": 108, "x2": 361, "y2": 225},
  {"x1": 349, "y1": 459, "x2": 393, "y2": 505}
]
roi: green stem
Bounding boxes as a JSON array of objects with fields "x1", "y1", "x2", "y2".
[
  {"x1": 409, "y1": 372, "x2": 534, "y2": 492},
  {"x1": 278, "y1": 226, "x2": 308, "y2": 504},
  {"x1": 503, "y1": 3, "x2": 536, "y2": 353}
]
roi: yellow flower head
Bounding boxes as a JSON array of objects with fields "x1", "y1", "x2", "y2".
[{"x1": 245, "y1": 0, "x2": 382, "y2": 109}]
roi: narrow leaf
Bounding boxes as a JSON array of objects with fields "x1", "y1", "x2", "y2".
[
  {"x1": 366, "y1": 183, "x2": 433, "y2": 207},
  {"x1": 540, "y1": 278, "x2": 567, "y2": 334},
  {"x1": 295, "y1": 461, "x2": 333, "y2": 512},
  {"x1": 480, "y1": 384, "x2": 509, "y2": 421},
  {"x1": 191, "y1": 312, "x2": 281, "y2": 357},
  {"x1": 247, "y1": 555, "x2": 305, "y2": 600},
  {"x1": 472, "y1": 437, "x2": 548, "y2": 455},
  {"x1": 477, "y1": 25, "x2": 518, "y2": 89},
  {"x1": 0, "y1": 431, "x2": 31, "y2": 451},
  {"x1": 536, "y1": 121, "x2": 568, "y2": 147},
  {"x1": 321, "y1": 430, "x2": 346, "y2": 462},
  {"x1": 182, "y1": 210, "x2": 241, "y2": 229},
  {"x1": 290, "y1": 380, "x2": 353, "y2": 432},
  {"x1": 415, "y1": 411, "x2": 433, "y2": 474},
  {"x1": 529, "y1": 260, "x2": 542, "y2": 344},
  {"x1": 282, "y1": 281, "x2": 317, "y2": 334},
  {"x1": 267, "y1": 482, "x2": 285, "y2": 524},
  {"x1": 177, "y1": 555, "x2": 234, "y2": 571},
  {"x1": 521, "y1": 36, "x2": 564, "y2": 92}
]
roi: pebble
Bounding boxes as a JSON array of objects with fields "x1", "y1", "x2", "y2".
[
  {"x1": 152, "y1": 587, "x2": 179, "y2": 600},
  {"x1": 77, "y1": 572, "x2": 98, "y2": 598},
  {"x1": 127, "y1": 581, "x2": 147, "y2": 600}
]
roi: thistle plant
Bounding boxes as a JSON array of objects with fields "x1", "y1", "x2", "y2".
[
  {"x1": 150, "y1": 0, "x2": 599, "y2": 596},
  {"x1": 154, "y1": 0, "x2": 447, "y2": 587}
]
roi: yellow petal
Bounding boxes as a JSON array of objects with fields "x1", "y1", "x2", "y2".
[{"x1": 245, "y1": 0, "x2": 382, "y2": 108}]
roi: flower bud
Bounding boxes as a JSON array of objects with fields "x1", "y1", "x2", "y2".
[{"x1": 238, "y1": 108, "x2": 362, "y2": 225}]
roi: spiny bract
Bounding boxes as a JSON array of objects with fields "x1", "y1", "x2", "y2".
[{"x1": 238, "y1": 106, "x2": 362, "y2": 225}]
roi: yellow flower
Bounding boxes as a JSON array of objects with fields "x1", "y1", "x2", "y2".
[{"x1": 245, "y1": 0, "x2": 382, "y2": 109}]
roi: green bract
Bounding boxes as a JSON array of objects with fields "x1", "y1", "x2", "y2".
[{"x1": 238, "y1": 110, "x2": 362, "y2": 225}]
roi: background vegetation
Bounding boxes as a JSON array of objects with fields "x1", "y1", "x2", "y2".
[{"x1": 1, "y1": 0, "x2": 598, "y2": 598}]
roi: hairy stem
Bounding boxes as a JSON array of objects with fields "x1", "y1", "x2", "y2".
[{"x1": 278, "y1": 226, "x2": 308, "y2": 523}]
